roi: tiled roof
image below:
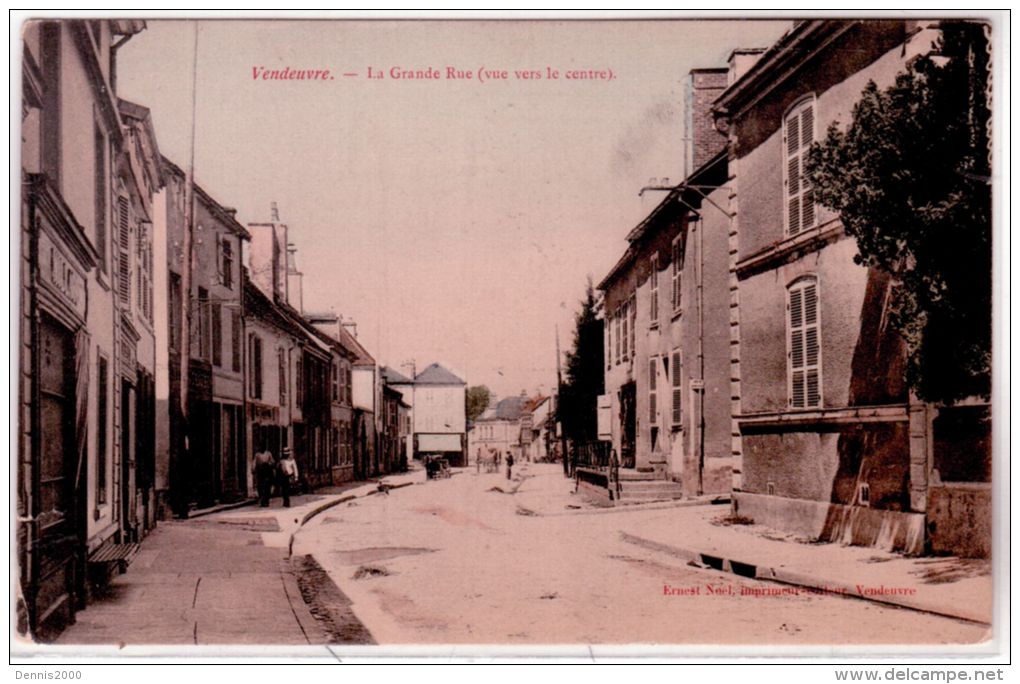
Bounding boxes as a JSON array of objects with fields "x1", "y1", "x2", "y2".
[
  {"x1": 381, "y1": 366, "x2": 413, "y2": 384},
  {"x1": 414, "y1": 363, "x2": 465, "y2": 385}
]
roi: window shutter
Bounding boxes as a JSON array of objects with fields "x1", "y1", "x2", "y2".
[
  {"x1": 785, "y1": 99, "x2": 815, "y2": 237},
  {"x1": 788, "y1": 278, "x2": 821, "y2": 408},
  {"x1": 671, "y1": 351, "x2": 682, "y2": 426},
  {"x1": 648, "y1": 358, "x2": 657, "y2": 424},
  {"x1": 117, "y1": 196, "x2": 130, "y2": 304}
]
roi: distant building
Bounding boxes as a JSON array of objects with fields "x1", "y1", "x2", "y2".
[
  {"x1": 471, "y1": 394, "x2": 529, "y2": 462},
  {"x1": 412, "y1": 363, "x2": 467, "y2": 466}
]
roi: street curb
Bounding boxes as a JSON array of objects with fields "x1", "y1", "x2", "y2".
[
  {"x1": 287, "y1": 479, "x2": 419, "y2": 556},
  {"x1": 541, "y1": 495, "x2": 726, "y2": 518},
  {"x1": 187, "y1": 497, "x2": 257, "y2": 519},
  {"x1": 619, "y1": 531, "x2": 991, "y2": 627}
]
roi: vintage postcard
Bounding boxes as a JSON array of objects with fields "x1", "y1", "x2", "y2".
[{"x1": 12, "y1": 12, "x2": 1006, "y2": 663}]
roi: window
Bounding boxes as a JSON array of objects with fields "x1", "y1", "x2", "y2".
[
  {"x1": 211, "y1": 301, "x2": 222, "y2": 367},
  {"x1": 671, "y1": 350, "x2": 682, "y2": 427},
  {"x1": 332, "y1": 361, "x2": 339, "y2": 402},
  {"x1": 137, "y1": 221, "x2": 153, "y2": 321},
  {"x1": 628, "y1": 296, "x2": 636, "y2": 358},
  {"x1": 96, "y1": 354, "x2": 109, "y2": 505},
  {"x1": 621, "y1": 304, "x2": 629, "y2": 362},
  {"x1": 649, "y1": 255, "x2": 659, "y2": 325},
  {"x1": 40, "y1": 24, "x2": 61, "y2": 187},
  {"x1": 248, "y1": 334, "x2": 263, "y2": 399},
  {"x1": 671, "y1": 235, "x2": 683, "y2": 312},
  {"x1": 606, "y1": 320, "x2": 612, "y2": 371},
  {"x1": 196, "y1": 287, "x2": 210, "y2": 360},
  {"x1": 648, "y1": 358, "x2": 658, "y2": 424},
  {"x1": 220, "y1": 238, "x2": 234, "y2": 289},
  {"x1": 230, "y1": 310, "x2": 241, "y2": 372},
  {"x1": 614, "y1": 311, "x2": 621, "y2": 365},
  {"x1": 296, "y1": 356, "x2": 304, "y2": 409},
  {"x1": 169, "y1": 274, "x2": 182, "y2": 351},
  {"x1": 784, "y1": 98, "x2": 816, "y2": 237},
  {"x1": 788, "y1": 277, "x2": 821, "y2": 408},
  {"x1": 279, "y1": 349, "x2": 288, "y2": 405},
  {"x1": 94, "y1": 121, "x2": 107, "y2": 272}
]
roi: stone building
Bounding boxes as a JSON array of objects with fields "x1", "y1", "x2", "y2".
[
  {"x1": 713, "y1": 20, "x2": 991, "y2": 555},
  {"x1": 593, "y1": 68, "x2": 735, "y2": 504},
  {"x1": 158, "y1": 158, "x2": 249, "y2": 513},
  {"x1": 18, "y1": 19, "x2": 159, "y2": 639}
]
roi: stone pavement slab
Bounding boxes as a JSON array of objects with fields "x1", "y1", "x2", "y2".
[{"x1": 55, "y1": 521, "x2": 327, "y2": 647}]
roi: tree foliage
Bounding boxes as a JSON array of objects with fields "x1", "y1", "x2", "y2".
[
  {"x1": 558, "y1": 279, "x2": 604, "y2": 442},
  {"x1": 805, "y1": 22, "x2": 991, "y2": 404},
  {"x1": 465, "y1": 385, "x2": 492, "y2": 423}
]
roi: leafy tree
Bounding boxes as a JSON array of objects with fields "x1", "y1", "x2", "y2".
[
  {"x1": 805, "y1": 22, "x2": 991, "y2": 404},
  {"x1": 558, "y1": 278, "x2": 604, "y2": 442},
  {"x1": 466, "y1": 385, "x2": 492, "y2": 423}
]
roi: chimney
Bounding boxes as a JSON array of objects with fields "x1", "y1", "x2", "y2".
[
  {"x1": 727, "y1": 47, "x2": 766, "y2": 87},
  {"x1": 685, "y1": 68, "x2": 729, "y2": 175},
  {"x1": 286, "y1": 242, "x2": 304, "y2": 314},
  {"x1": 271, "y1": 201, "x2": 280, "y2": 222},
  {"x1": 246, "y1": 203, "x2": 289, "y2": 303}
]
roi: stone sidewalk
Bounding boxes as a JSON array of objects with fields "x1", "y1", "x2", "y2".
[
  {"x1": 55, "y1": 520, "x2": 325, "y2": 646},
  {"x1": 51, "y1": 471, "x2": 423, "y2": 649},
  {"x1": 514, "y1": 465, "x2": 994, "y2": 626}
]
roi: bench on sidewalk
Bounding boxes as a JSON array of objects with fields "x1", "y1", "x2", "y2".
[{"x1": 87, "y1": 542, "x2": 140, "y2": 588}]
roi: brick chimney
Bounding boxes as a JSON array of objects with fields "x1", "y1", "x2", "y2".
[{"x1": 685, "y1": 68, "x2": 730, "y2": 175}]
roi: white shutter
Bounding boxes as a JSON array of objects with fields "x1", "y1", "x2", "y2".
[
  {"x1": 785, "y1": 99, "x2": 815, "y2": 237},
  {"x1": 788, "y1": 278, "x2": 822, "y2": 408},
  {"x1": 671, "y1": 350, "x2": 682, "y2": 426},
  {"x1": 648, "y1": 358, "x2": 657, "y2": 424}
]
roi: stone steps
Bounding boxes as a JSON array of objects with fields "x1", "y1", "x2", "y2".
[{"x1": 616, "y1": 480, "x2": 684, "y2": 503}]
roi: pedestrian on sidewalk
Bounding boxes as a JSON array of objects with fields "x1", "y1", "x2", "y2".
[
  {"x1": 506, "y1": 452, "x2": 514, "y2": 481},
  {"x1": 278, "y1": 447, "x2": 299, "y2": 508},
  {"x1": 253, "y1": 449, "x2": 277, "y2": 507}
]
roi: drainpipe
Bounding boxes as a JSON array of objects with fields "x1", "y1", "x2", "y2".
[{"x1": 697, "y1": 214, "x2": 706, "y2": 496}]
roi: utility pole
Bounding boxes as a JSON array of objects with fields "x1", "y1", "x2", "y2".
[
  {"x1": 176, "y1": 21, "x2": 199, "y2": 517},
  {"x1": 556, "y1": 325, "x2": 569, "y2": 477}
]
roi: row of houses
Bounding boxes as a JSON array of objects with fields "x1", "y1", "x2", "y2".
[
  {"x1": 17, "y1": 19, "x2": 467, "y2": 641},
  {"x1": 588, "y1": 20, "x2": 990, "y2": 558},
  {"x1": 468, "y1": 393, "x2": 554, "y2": 465}
]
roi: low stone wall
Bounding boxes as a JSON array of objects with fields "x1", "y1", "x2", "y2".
[
  {"x1": 575, "y1": 467, "x2": 613, "y2": 506},
  {"x1": 733, "y1": 491, "x2": 925, "y2": 555},
  {"x1": 927, "y1": 483, "x2": 991, "y2": 558}
]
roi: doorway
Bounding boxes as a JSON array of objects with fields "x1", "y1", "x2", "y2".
[
  {"x1": 34, "y1": 315, "x2": 78, "y2": 639},
  {"x1": 619, "y1": 382, "x2": 636, "y2": 468}
]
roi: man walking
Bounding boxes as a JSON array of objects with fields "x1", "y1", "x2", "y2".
[
  {"x1": 278, "y1": 447, "x2": 299, "y2": 508},
  {"x1": 252, "y1": 448, "x2": 276, "y2": 507}
]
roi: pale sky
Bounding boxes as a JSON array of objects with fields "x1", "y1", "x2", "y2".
[{"x1": 117, "y1": 19, "x2": 789, "y2": 397}]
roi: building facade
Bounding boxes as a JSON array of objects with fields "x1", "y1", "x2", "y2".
[
  {"x1": 158, "y1": 158, "x2": 250, "y2": 513},
  {"x1": 412, "y1": 364, "x2": 468, "y2": 466},
  {"x1": 18, "y1": 19, "x2": 159, "y2": 640},
  {"x1": 713, "y1": 20, "x2": 990, "y2": 555},
  {"x1": 595, "y1": 68, "x2": 734, "y2": 501}
]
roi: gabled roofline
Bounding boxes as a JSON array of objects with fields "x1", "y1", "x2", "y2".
[
  {"x1": 712, "y1": 20, "x2": 855, "y2": 121},
  {"x1": 161, "y1": 156, "x2": 251, "y2": 240},
  {"x1": 597, "y1": 149, "x2": 728, "y2": 292}
]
